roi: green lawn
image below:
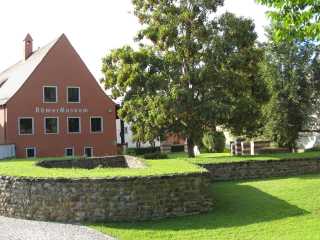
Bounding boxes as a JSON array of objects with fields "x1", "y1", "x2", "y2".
[
  {"x1": 0, "y1": 151, "x2": 319, "y2": 178},
  {"x1": 0, "y1": 158, "x2": 203, "y2": 178},
  {"x1": 170, "y1": 151, "x2": 320, "y2": 164},
  {"x1": 91, "y1": 175, "x2": 320, "y2": 240}
]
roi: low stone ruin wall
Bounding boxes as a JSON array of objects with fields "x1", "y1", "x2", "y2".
[
  {"x1": 200, "y1": 158, "x2": 320, "y2": 181},
  {"x1": 36, "y1": 155, "x2": 145, "y2": 169},
  {"x1": 0, "y1": 173, "x2": 212, "y2": 223}
]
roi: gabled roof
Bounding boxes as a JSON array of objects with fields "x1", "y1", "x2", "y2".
[{"x1": 0, "y1": 36, "x2": 60, "y2": 105}]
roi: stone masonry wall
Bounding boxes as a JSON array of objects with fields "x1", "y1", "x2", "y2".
[
  {"x1": 0, "y1": 173, "x2": 212, "y2": 223},
  {"x1": 200, "y1": 158, "x2": 320, "y2": 181},
  {"x1": 36, "y1": 155, "x2": 145, "y2": 169}
]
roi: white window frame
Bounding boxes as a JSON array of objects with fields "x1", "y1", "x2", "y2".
[
  {"x1": 25, "y1": 147, "x2": 36, "y2": 158},
  {"x1": 90, "y1": 116, "x2": 103, "y2": 134},
  {"x1": 64, "y1": 147, "x2": 75, "y2": 157},
  {"x1": 18, "y1": 117, "x2": 34, "y2": 136},
  {"x1": 67, "y1": 117, "x2": 81, "y2": 134},
  {"x1": 44, "y1": 117, "x2": 59, "y2": 135},
  {"x1": 84, "y1": 146, "x2": 93, "y2": 157},
  {"x1": 43, "y1": 86, "x2": 58, "y2": 103},
  {"x1": 67, "y1": 86, "x2": 80, "y2": 103}
]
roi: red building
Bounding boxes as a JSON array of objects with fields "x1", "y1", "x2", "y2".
[{"x1": 0, "y1": 34, "x2": 117, "y2": 158}]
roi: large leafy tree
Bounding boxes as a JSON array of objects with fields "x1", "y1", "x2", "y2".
[
  {"x1": 256, "y1": 0, "x2": 320, "y2": 41},
  {"x1": 262, "y1": 29, "x2": 319, "y2": 150},
  {"x1": 102, "y1": 0, "x2": 268, "y2": 157}
]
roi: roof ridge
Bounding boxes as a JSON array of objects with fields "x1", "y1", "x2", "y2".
[
  {"x1": 0, "y1": 35, "x2": 63, "y2": 105},
  {"x1": 0, "y1": 35, "x2": 60, "y2": 78}
]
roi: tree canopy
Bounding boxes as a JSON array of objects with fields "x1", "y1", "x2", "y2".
[
  {"x1": 102, "y1": 0, "x2": 268, "y2": 157},
  {"x1": 256, "y1": 0, "x2": 320, "y2": 41},
  {"x1": 261, "y1": 26, "x2": 320, "y2": 150}
]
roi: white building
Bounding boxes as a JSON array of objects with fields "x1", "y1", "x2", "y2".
[{"x1": 116, "y1": 119, "x2": 161, "y2": 149}]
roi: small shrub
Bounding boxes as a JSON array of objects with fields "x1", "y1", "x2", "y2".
[
  {"x1": 223, "y1": 148, "x2": 230, "y2": 153},
  {"x1": 213, "y1": 132, "x2": 226, "y2": 153},
  {"x1": 125, "y1": 147, "x2": 161, "y2": 156},
  {"x1": 202, "y1": 133, "x2": 214, "y2": 152},
  {"x1": 171, "y1": 145, "x2": 185, "y2": 152},
  {"x1": 143, "y1": 152, "x2": 168, "y2": 159},
  {"x1": 124, "y1": 148, "x2": 137, "y2": 156},
  {"x1": 202, "y1": 131, "x2": 226, "y2": 153}
]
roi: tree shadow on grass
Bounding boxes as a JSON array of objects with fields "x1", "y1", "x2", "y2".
[{"x1": 93, "y1": 182, "x2": 309, "y2": 231}]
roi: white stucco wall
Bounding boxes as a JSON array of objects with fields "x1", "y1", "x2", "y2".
[
  {"x1": 116, "y1": 119, "x2": 161, "y2": 148},
  {"x1": 297, "y1": 132, "x2": 320, "y2": 149}
]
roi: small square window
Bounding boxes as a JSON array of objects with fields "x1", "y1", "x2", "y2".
[
  {"x1": 84, "y1": 147, "x2": 93, "y2": 157},
  {"x1": 43, "y1": 86, "x2": 57, "y2": 103},
  {"x1": 91, "y1": 117, "x2": 103, "y2": 133},
  {"x1": 19, "y1": 118, "x2": 33, "y2": 135},
  {"x1": 65, "y1": 148, "x2": 74, "y2": 157},
  {"x1": 26, "y1": 147, "x2": 36, "y2": 158},
  {"x1": 68, "y1": 117, "x2": 80, "y2": 133},
  {"x1": 68, "y1": 87, "x2": 80, "y2": 103}
]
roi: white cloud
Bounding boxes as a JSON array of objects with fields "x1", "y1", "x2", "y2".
[{"x1": 0, "y1": 0, "x2": 269, "y2": 79}]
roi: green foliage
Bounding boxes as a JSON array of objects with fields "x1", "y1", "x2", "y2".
[
  {"x1": 202, "y1": 133, "x2": 214, "y2": 152},
  {"x1": 256, "y1": 0, "x2": 320, "y2": 42},
  {"x1": 261, "y1": 29, "x2": 318, "y2": 150},
  {"x1": 171, "y1": 145, "x2": 185, "y2": 153},
  {"x1": 125, "y1": 147, "x2": 161, "y2": 156},
  {"x1": 213, "y1": 132, "x2": 226, "y2": 153},
  {"x1": 202, "y1": 132, "x2": 226, "y2": 153},
  {"x1": 143, "y1": 152, "x2": 168, "y2": 159},
  {"x1": 102, "y1": 0, "x2": 268, "y2": 157}
]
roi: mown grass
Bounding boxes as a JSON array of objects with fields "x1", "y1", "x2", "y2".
[
  {"x1": 91, "y1": 175, "x2": 320, "y2": 240},
  {"x1": 0, "y1": 158, "x2": 204, "y2": 178},
  {"x1": 0, "y1": 151, "x2": 319, "y2": 178},
  {"x1": 169, "y1": 151, "x2": 320, "y2": 164}
]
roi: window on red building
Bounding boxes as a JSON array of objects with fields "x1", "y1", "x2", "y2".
[
  {"x1": 67, "y1": 87, "x2": 80, "y2": 103},
  {"x1": 68, "y1": 117, "x2": 80, "y2": 133},
  {"x1": 91, "y1": 117, "x2": 103, "y2": 133},
  {"x1": 45, "y1": 117, "x2": 58, "y2": 134},
  {"x1": 43, "y1": 86, "x2": 57, "y2": 103},
  {"x1": 19, "y1": 118, "x2": 34, "y2": 135}
]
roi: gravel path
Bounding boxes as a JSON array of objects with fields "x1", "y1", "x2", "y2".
[{"x1": 0, "y1": 216, "x2": 115, "y2": 240}]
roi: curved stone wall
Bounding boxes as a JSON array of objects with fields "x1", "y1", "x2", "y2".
[
  {"x1": 0, "y1": 173, "x2": 212, "y2": 223},
  {"x1": 36, "y1": 155, "x2": 145, "y2": 169},
  {"x1": 201, "y1": 157, "x2": 320, "y2": 181}
]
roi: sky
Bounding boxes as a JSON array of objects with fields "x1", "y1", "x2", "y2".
[{"x1": 0, "y1": 0, "x2": 269, "y2": 80}]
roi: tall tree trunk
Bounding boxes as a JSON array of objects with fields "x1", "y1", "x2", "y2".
[{"x1": 187, "y1": 137, "x2": 195, "y2": 158}]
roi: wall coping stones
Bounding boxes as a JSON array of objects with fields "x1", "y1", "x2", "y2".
[
  {"x1": 198, "y1": 157, "x2": 320, "y2": 166},
  {"x1": 36, "y1": 155, "x2": 146, "y2": 169},
  {"x1": 0, "y1": 171, "x2": 208, "y2": 182}
]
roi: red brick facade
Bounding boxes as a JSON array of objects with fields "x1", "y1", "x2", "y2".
[{"x1": 0, "y1": 34, "x2": 117, "y2": 158}]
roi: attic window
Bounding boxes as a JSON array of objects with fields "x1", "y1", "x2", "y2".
[
  {"x1": 0, "y1": 79, "x2": 8, "y2": 88},
  {"x1": 67, "y1": 87, "x2": 80, "y2": 103},
  {"x1": 43, "y1": 86, "x2": 57, "y2": 103}
]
